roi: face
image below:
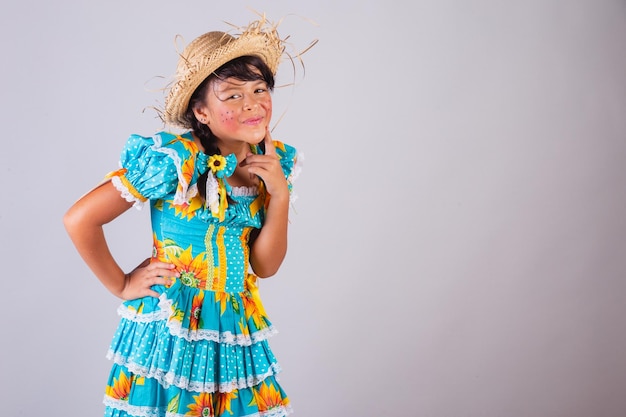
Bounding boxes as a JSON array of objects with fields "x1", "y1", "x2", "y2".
[{"x1": 195, "y1": 73, "x2": 273, "y2": 150}]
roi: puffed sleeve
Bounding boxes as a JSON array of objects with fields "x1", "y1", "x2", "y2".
[
  {"x1": 105, "y1": 133, "x2": 191, "y2": 208},
  {"x1": 274, "y1": 141, "x2": 302, "y2": 201}
]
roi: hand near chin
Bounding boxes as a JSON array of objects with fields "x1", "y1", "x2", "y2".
[{"x1": 240, "y1": 129, "x2": 289, "y2": 200}]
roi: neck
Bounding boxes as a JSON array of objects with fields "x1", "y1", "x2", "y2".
[
  {"x1": 215, "y1": 140, "x2": 253, "y2": 161},
  {"x1": 191, "y1": 132, "x2": 251, "y2": 160}
]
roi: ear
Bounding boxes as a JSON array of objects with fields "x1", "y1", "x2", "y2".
[{"x1": 192, "y1": 104, "x2": 210, "y2": 125}]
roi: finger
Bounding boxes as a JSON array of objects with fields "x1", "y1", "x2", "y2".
[
  {"x1": 145, "y1": 289, "x2": 161, "y2": 298},
  {"x1": 157, "y1": 275, "x2": 175, "y2": 286},
  {"x1": 145, "y1": 262, "x2": 178, "y2": 277},
  {"x1": 153, "y1": 268, "x2": 180, "y2": 278},
  {"x1": 239, "y1": 152, "x2": 255, "y2": 168},
  {"x1": 149, "y1": 261, "x2": 177, "y2": 270}
]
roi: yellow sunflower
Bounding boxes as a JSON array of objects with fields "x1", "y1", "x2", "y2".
[
  {"x1": 250, "y1": 381, "x2": 288, "y2": 412},
  {"x1": 241, "y1": 293, "x2": 265, "y2": 329},
  {"x1": 215, "y1": 390, "x2": 238, "y2": 416},
  {"x1": 207, "y1": 154, "x2": 227, "y2": 174},
  {"x1": 152, "y1": 232, "x2": 164, "y2": 260},
  {"x1": 105, "y1": 370, "x2": 133, "y2": 401},
  {"x1": 238, "y1": 319, "x2": 250, "y2": 338},
  {"x1": 168, "y1": 246, "x2": 207, "y2": 288},
  {"x1": 170, "y1": 193, "x2": 204, "y2": 220},
  {"x1": 189, "y1": 291, "x2": 205, "y2": 331},
  {"x1": 185, "y1": 392, "x2": 214, "y2": 417},
  {"x1": 214, "y1": 291, "x2": 233, "y2": 316}
]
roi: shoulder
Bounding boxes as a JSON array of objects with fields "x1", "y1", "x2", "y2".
[
  {"x1": 114, "y1": 131, "x2": 204, "y2": 205},
  {"x1": 270, "y1": 141, "x2": 302, "y2": 201},
  {"x1": 273, "y1": 140, "x2": 297, "y2": 160},
  {"x1": 272, "y1": 140, "x2": 300, "y2": 180},
  {"x1": 119, "y1": 131, "x2": 203, "y2": 180},
  {"x1": 122, "y1": 131, "x2": 198, "y2": 160}
]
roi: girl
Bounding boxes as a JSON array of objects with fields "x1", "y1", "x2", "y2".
[{"x1": 64, "y1": 18, "x2": 303, "y2": 417}]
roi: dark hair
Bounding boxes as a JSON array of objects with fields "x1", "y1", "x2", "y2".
[{"x1": 184, "y1": 55, "x2": 275, "y2": 200}]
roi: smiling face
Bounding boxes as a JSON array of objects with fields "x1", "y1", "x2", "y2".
[{"x1": 193, "y1": 72, "x2": 273, "y2": 154}]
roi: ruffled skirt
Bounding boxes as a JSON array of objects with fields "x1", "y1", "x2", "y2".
[{"x1": 102, "y1": 277, "x2": 291, "y2": 417}]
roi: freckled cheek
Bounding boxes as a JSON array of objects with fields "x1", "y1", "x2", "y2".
[
  {"x1": 260, "y1": 98, "x2": 272, "y2": 109},
  {"x1": 219, "y1": 110, "x2": 236, "y2": 126},
  {"x1": 261, "y1": 99, "x2": 272, "y2": 119}
]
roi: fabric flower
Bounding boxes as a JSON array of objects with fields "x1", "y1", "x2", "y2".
[
  {"x1": 207, "y1": 153, "x2": 237, "y2": 178},
  {"x1": 205, "y1": 153, "x2": 237, "y2": 221}
]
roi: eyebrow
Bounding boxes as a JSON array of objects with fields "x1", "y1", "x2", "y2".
[{"x1": 216, "y1": 79, "x2": 266, "y2": 93}]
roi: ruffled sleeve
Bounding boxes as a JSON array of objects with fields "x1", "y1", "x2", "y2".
[
  {"x1": 105, "y1": 132, "x2": 201, "y2": 209},
  {"x1": 273, "y1": 141, "x2": 302, "y2": 201}
]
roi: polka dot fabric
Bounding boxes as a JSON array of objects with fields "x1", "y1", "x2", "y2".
[{"x1": 103, "y1": 131, "x2": 298, "y2": 417}]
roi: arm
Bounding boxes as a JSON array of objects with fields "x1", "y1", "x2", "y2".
[
  {"x1": 63, "y1": 180, "x2": 176, "y2": 299},
  {"x1": 242, "y1": 132, "x2": 290, "y2": 277}
]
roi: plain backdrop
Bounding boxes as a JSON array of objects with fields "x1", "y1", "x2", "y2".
[{"x1": 1, "y1": 1, "x2": 625, "y2": 416}]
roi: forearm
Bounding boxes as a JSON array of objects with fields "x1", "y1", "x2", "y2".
[
  {"x1": 64, "y1": 213, "x2": 127, "y2": 297},
  {"x1": 250, "y1": 193, "x2": 289, "y2": 277},
  {"x1": 63, "y1": 181, "x2": 133, "y2": 297}
]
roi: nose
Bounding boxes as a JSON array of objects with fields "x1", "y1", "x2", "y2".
[{"x1": 243, "y1": 96, "x2": 259, "y2": 111}]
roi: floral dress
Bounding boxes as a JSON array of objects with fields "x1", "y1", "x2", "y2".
[{"x1": 102, "y1": 131, "x2": 299, "y2": 417}]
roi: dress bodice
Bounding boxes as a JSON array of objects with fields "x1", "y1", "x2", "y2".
[
  {"x1": 107, "y1": 131, "x2": 299, "y2": 294},
  {"x1": 150, "y1": 186, "x2": 262, "y2": 293}
]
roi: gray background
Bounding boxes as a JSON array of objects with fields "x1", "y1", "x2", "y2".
[{"x1": 1, "y1": 1, "x2": 625, "y2": 416}]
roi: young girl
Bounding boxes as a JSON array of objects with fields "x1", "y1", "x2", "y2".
[{"x1": 64, "y1": 18, "x2": 304, "y2": 417}]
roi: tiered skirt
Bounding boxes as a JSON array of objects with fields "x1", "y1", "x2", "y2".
[{"x1": 102, "y1": 278, "x2": 290, "y2": 417}]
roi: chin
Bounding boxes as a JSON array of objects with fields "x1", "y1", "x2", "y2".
[{"x1": 249, "y1": 132, "x2": 265, "y2": 144}]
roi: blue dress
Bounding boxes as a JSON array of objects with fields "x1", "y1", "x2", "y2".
[{"x1": 103, "y1": 131, "x2": 299, "y2": 417}]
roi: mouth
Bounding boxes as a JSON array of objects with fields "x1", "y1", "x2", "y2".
[{"x1": 243, "y1": 116, "x2": 263, "y2": 126}]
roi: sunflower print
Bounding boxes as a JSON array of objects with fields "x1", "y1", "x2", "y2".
[
  {"x1": 214, "y1": 291, "x2": 230, "y2": 316},
  {"x1": 169, "y1": 193, "x2": 204, "y2": 220},
  {"x1": 215, "y1": 391, "x2": 238, "y2": 416},
  {"x1": 105, "y1": 370, "x2": 133, "y2": 401},
  {"x1": 185, "y1": 392, "x2": 214, "y2": 417},
  {"x1": 189, "y1": 290, "x2": 205, "y2": 331},
  {"x1": 241, "y1": 291, "x2": 265, "y2": 329},
  {"x1": 168, "y1": 134, "x2": 199, "y2": 154},
  {"x1": 249, "y1": 381, "x2": 289, "y2": 412},
  {"x1": 167, "y1": 245, "x2": 208, "y2": 288},
  {"x1": 152, "y1": 232, "x2": 164, "y2": 260}
]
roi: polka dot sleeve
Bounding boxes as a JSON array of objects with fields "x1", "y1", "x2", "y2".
[
  {"x1": 106, "y1": 134, "x2": 179, "y2": 208},
  {"x1": 274, "y1": 141, "x2": 301, "y2": 201}
]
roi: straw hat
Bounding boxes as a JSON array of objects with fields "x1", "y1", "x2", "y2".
[{"x1": 164, "y1": 18, "x2": 285, "y2": 129}]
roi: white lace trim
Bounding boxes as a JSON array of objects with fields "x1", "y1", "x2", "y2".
[
  {"x1": 104, "y1": 397, "x2": 161, "y2": 417},
  {"x1": 167, "y1": 319, "x2": 278, "y2": 345},
  {"x1": 106, "y1": 354, "x2": 282, "y2": 393},
  {"x1": 205, "y1": 170, "x2": 220, "y2": 214},
  {"x1": 104, "y1": 396, "x2": 292, "y2": 417},
  {"x1": 290, "y1": 151, "x2": 303, "y2": 184},
  {"x1": 230, "y1": 185, "x2": 259, "y2": 197},
  {"x1": 187, "y1": 182, "x2": 199, "y2": 198},
  {"x1": 288, "y1": 151, "x2": 303, "y2": 206},
  {"x1": 116, "y1": 296, "x2": 172, "y2": 322},
  {"x1": 256, "y1": 406, "x2": 294, "y2": 417},
  {"x1": 116, "y1": 294, "x2": 278, "y2": 345},
  {"x1": 151, "y1": 133, "x2": 194, "y2": 206},
  {"x1": 109, "y1": 175, "x2": 146, "y2": 210}
]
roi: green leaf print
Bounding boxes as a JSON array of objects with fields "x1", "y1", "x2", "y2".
[
  {"x1": 167, "y1": 393, "x2": 180, "y2": 413},
  {"x1": 232, "y1": 298, "x2": 240, "y2": 314}
]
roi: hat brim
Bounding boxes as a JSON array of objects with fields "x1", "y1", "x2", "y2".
[{"x1": 164, "y1": 25, "x2": 284, "y2": 129}]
